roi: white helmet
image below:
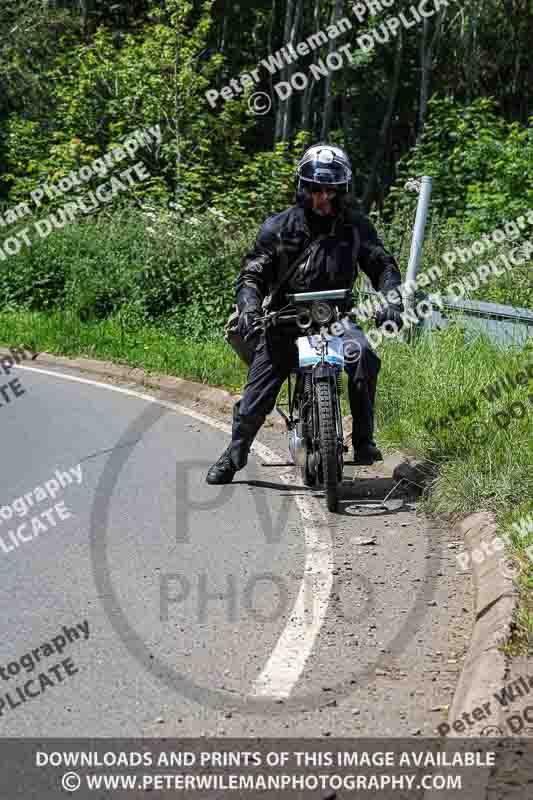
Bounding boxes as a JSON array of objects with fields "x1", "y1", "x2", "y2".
[{"x1": 296, "y1": 143, "x2": 353, "y2": 194}]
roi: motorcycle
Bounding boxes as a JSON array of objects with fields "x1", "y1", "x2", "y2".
[{"x1": 246, "y1": 288, "x2": 357, "y2": 512}]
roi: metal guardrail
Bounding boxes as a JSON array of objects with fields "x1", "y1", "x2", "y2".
[
  {"x1": 357, "y1": 288, "x2": 533, "y2": 347},
  {"x1": 437, "y1": 297, "x2": 533, "y2": 324},
  {"x1": 423, "y1": 297, "x2": 533, "y2": 347}
]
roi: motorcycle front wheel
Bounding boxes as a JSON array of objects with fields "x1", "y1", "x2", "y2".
[
  {"x1": 302, "y1": 448, "x2": 316, "y2": 487},
  {"x1": 300, "y1": 372, "x2": 316, "y2": 487},
  {"x1": 316, "y1": 379, "x2": 339, "y2": 512}
]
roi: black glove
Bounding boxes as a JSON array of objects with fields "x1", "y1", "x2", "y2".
[
  {"x1": 340, "y1": 288, "x2": 354, "y2": 312},
  {"x1": 375, "y1": 302, "x2": 404, "y2": 331},
  {"x1": 238, "y1": 308, "x2": 261, "y2": 341}
]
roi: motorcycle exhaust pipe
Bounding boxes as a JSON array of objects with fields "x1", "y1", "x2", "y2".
[{"x1": 288, "y1": 427, "x2": 306, "y2": 466}]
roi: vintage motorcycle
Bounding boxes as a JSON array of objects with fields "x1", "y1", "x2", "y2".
[{"x1": 246, "y1": 288, "x2": 358, "y2": 512}]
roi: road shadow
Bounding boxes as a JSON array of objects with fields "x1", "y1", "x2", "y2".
[{"x1": 234, "y1": 473, "x2": 416, "y2": 513}]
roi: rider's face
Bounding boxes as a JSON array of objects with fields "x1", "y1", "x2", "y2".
[{"x1": 310, "y1": 185, "x2": 337, "y2": 216}]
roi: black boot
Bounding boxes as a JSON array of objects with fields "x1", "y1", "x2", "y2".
[
  {"x1": 353, "y1": 440, "x2": 383, "y2": 465},
  {"x1": 206, "y1": 446, "x2": 239, "y2": 485}
]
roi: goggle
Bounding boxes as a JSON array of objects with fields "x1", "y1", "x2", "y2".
[{"x1": 309, "y1": 184, "x2": 338, "y2": 198}]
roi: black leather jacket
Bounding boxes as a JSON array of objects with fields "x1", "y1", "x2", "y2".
[{"x1": 235, "y1": 203, "x2": 402, "y2": 314}]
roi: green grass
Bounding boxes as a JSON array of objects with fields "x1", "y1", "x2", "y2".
[
  {"x1": 2, "y1": 308, "x2": 532, "y2": 648},
  {"x1": 0, "y1": 309, "x2": 249, "y2": 392},
  {"x1": 373, "y1": 322, "x2": 533, "y2": 649}
]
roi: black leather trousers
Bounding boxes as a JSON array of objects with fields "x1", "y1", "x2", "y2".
[{"x1": 227, "y1": 322, "x2": 381, "y2": 469}]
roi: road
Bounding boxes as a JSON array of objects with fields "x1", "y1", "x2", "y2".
[{"x1": 0, "y1": 361, "x2": 472, "y2": 737}]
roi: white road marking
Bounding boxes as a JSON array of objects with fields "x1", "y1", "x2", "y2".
[{"x1": 19, "y1": 364, "x2": 334, "y2": 698}]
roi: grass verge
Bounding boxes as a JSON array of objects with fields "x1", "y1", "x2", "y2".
[{"x1": 2, "y1": 308, "x2": 532, "y2": 648}]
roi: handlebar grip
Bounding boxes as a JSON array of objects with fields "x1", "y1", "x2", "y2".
[{"x1": 243, "y1": 324, "x2": 263, "y2": 342}]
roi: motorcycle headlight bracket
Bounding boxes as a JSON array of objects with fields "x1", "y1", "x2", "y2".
[{"x1": 311, "y1": 301, "x2": 333, "y2": 325}]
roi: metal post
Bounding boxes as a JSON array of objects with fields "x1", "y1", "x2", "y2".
[{"x1": 403, "y1": 176, "x2": 433, "y2": 329}]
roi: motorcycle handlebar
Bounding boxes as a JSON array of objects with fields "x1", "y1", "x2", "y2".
[
  {"x1": 244, "y1": 304, "x2": 376, "y2": 341},
  {"x1": 243, "y1": 310, "x2": 298, "y2": 341}
]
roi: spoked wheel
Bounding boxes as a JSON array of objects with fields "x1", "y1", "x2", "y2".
[
  {"x1": 300, "y1": 373, "x2": 316, "y2": 487},
  {"x1": 316, "y1": 380, "x2": 339, "y2": 512}
]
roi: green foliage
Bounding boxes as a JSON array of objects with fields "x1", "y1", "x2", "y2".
[
  {"x1": 0, "y1": 207, "x2": 255, "y2": 336},
  {"x1": 1, "y1": 0, "x2": 255, "y2": 214},
  {"x1": 1, "y1": 0, "x2": 532, "y2": 653},
  {"x1": 210, "y1": 131, "x2": 311, "y2": 222},
  {"x1": 387, "y1": 97, "x2": 533, "y2": 233},
  {"x1": 464, "y1": 118, "x2": 533, "y2": 233},
  {"x1": 1, "y1": 199, "x2": 529, "y2": 343}
]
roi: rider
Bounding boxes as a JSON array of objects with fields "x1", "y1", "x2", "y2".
[{"x1": 206, "y1": 143, "x2": 404, "y2": 485}]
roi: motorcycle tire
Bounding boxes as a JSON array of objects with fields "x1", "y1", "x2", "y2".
[
  {"x1": 316, "y1": 380, "x2": 339, "y2": 512},
  {"x1": 302, "y1": 448, "x2": 316, "y2": 487}
]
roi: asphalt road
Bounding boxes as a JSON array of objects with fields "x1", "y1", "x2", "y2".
[{"x1": 0, "y1": 362, "x2": 473, "y2": 737}]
